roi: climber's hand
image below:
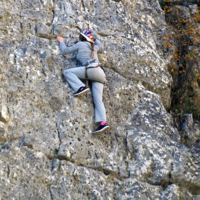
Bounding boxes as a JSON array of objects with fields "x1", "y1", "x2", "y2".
[{"x1": 57, "y1": 36, "x2": 64, "y2": 43}]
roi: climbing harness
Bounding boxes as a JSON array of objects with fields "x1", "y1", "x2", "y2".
[
  {"x1": 85, "y1": 65, "x2": 100, "y2": 79},
  {"x1": 82, "y1": 59, "x2": 96, "y2": 66}
]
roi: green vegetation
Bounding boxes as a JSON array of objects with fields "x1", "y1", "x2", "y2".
[
  {"x1": 54, "y1": 148, "x2": 59, "y2": 155},
  {"x1": 160, "y1": 0, "x2": 200, "y2": 120}
]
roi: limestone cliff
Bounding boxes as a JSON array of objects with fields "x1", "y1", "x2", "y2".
[{"x1": 0, "y1": 0, "x2": 200, "y2": 199}]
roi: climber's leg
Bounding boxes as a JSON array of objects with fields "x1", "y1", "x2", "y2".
[{"x1": 63, "y1": 67, "x2": 90, "y2": 95}]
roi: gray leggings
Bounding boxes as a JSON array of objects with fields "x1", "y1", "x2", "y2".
[{"x1": 62, "y1": 65, "x2": 106, "y2": 123}]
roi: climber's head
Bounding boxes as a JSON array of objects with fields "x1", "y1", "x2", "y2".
[
  {"x1": 79, "y1": 30, "x2": 96, "y2": 43},
  {"x1": 79, "y1": 30, "x2": 96, "y2": 59}
]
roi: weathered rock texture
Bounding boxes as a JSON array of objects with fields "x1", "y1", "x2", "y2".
[{"x1": 0, "y1": 0, "x2": 200, "y2": 199}]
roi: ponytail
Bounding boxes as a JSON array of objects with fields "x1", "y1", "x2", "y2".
[
  {"x1": 79, "y1": 33, "x2": 95, "y2": 59},
  {"x1": 90, "y1": 42, "x2": 95, "y2": 59}
]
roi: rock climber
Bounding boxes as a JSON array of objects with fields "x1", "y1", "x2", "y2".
[{"x1": 56, "y1": 30, "x2": 110, "y2": 134}]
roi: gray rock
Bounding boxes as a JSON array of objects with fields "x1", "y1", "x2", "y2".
[
  {"x1": 36, "y1": 22, "x2": 52, "y2": 38},
  {"x1": 180, "y1": 114, "x2": 200, "y2": 143},
  {"x1": 0, "y1": 0, "x2": 200, "y2": 199},
  {"x1": 114, "y1": 178, "x2": 162, "y2": 200},
  {"x1": 171, "y1": 145, "x2": 200, "y2": 193},
  {"x1": 189, "y1": 4, "x2": 199, "y2": 15},
  {"x1": 0, "y1": 123, "x2": 6, "y2": 143},
  {"x1": 0, "y1": 105, "x2": 9, "y2": 124},
  {"x1": 160, "y1": 184, "x2": 180, "y2": 200},
  {"x1": 193, "y1": 195, "x2": 200, "y2": 200}
]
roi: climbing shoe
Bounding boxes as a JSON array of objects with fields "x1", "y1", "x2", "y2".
[
  {"x1": 93, "y1": 124, "x2": 110, "y2": 134},
  {"x1": 74, "y1": 86, "x2": 90, "y2": 96}
]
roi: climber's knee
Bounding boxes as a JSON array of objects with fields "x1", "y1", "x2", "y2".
[{"x1": 62, "y1": 69, "x2": 71, "y2": 77}]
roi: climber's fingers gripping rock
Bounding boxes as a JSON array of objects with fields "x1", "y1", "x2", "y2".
[{"x1": 56, "y1": 36, "x2": 64, "y2": 43}]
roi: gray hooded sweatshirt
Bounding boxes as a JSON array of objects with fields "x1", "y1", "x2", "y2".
[{"x1": 59, "y1": 40, "x2": 102, "y2": 65}]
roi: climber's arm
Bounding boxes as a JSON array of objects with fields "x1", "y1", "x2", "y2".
[
  {"x1": 94, "y1": 39, "x2": 102, "y2": 51},
  {"x1": 57, "y1": 36, "x2": 79, "y2": 54}
]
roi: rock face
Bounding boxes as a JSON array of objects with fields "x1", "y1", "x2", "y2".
[{"x1": 0, "y1": 0, "x2": 200, "y2": 199}]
